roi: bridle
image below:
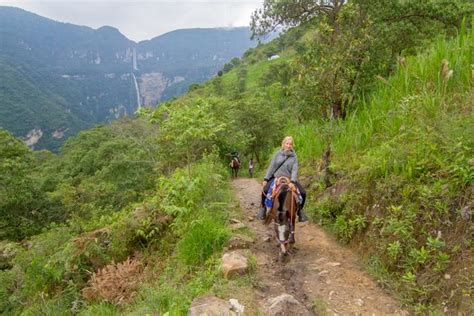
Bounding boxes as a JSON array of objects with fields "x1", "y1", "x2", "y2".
[{"x1": 275, "y1": 180, "x2": 297, "y2": 245}]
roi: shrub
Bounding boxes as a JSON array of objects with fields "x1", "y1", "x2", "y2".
[
  {"x1": 82, "y1": 258, "x2": 142, "y2": 306},
  {"x1": 176, "y1": 214, "x2": 229, "y2": 265}
]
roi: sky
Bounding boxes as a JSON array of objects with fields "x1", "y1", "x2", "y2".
[{"x1": 0, "y1": 0, "x2": 263, "y2": 42}]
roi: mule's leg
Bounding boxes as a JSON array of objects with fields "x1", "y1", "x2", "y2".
[
  {"x1": 277, "y1": 244, "x2": 289, "y2": 262},
  {"x1": 289, "y1": 217, "x2": 297, "y2": 252},
  {"x1": 289, "y1": 231, "x2": 295, "y2": 244},
  {"x1": 278, "y1": 251, "x2": 284, "y2": 262},
  {"x1": 277, "y1": 225, "x2": 287, "y2": 247}
]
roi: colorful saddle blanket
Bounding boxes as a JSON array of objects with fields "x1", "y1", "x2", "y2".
[{"x1": 264, "y1": 178, "x2": 302, "y2": 208}]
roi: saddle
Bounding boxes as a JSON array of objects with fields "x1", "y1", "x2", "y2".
[
  {"x1": 229, "y1": 157, "x2": 240, "y2": 168},
  {"x1": 271, "y1": 177, "x2": 297, "y2": 201},
  {"x1": 264, "y1": 176, "x2": 300, "y2": 225}
]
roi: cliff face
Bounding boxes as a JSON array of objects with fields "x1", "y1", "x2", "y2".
[{"x1": 138, "y1": 73, "x2": 168, "y2": 106}]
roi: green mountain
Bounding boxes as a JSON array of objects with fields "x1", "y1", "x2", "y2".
[
  {"x1": 0, "y1": 6, "x2": 259, "y2": 151},
  {"x1": 0, "y1": 1, "x2": 472, "y2": 315}
]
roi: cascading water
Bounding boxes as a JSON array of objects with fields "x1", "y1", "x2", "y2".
[
  {"x1": 131, "y1": 72, "x2": 141, "y2": 110},
  {"x1": 131, "y1": 47, "x2": 141, "y2": 110}
]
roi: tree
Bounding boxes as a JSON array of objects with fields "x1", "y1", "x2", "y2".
[
  {"x1": 232, "y1": 68, "x2": 248, "y2": 99},
  {"x1": 156, "y1": 99, "x2": 227, "y2": 177},
  {"x1": 355, "y1": 0, "x2": 473, "y2": 56},
  {"x1": 37, "y1": 120, "x2": 159, "y2": 221},
  {"x1": 0, "y1": 130, "x2": 43, "y2": 239},
  {"x1": 234, "y1": 95, "x2": 285, "y2": 162},
  {"x1": 251, "y1": 0, "x2": 347, "y2": 39},
  {"x1": 255, "y1": 0, "x2": 473, "y2": 119},
  {"x1": 221, "y1": 57, "x2": 242, "y2": 74},
  {"x1": 291, "y1": 3, "x2": 376, "y2": 119},
  {"x1": 188, "y1": 83, "x2": 202, "y2": 92},
  {"x1": 260, "y1": 60, "x2": 294, "y2": 87},
  {"x1": 211, "y1": 76, "x2": 223, "y2": 95}
]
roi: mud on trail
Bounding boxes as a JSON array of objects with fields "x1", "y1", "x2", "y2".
[{"x1": 231, "y1": 178, "x2": 408, "y2": 315}]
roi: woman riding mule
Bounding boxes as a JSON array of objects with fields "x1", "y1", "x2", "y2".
[{"x1": 257, "y1": 136, "x2": 308, "y2": 222}]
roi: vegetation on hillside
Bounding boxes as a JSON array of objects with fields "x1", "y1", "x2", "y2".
[
  {"x1": 1, "y1": 0, "x2": 472, "y2": 314},
  {"x1": 293, "y1": 22, "x2": 473, "y2": 313},
  {"x1": 0, "y1": 6, "x2": 260, "y2": 150}
]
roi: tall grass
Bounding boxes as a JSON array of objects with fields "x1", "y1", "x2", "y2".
[
  {"x1": 290, "y1": 20, "x2": 473, "y2": 166},
  {"x1": 289, "y1": 20, "x2": 473, "y2": 312}
]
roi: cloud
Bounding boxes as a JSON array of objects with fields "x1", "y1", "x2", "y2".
[{"x1": 0, "y1": 0, "x2": 263, "y2": 41}]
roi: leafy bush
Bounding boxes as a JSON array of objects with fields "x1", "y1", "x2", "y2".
[
  {"x1": 36, "y1": 119, "x2": 159, "y2": 224},
  {"x1": 82, "y1": 258, "x2": 143, "y2": 305},
  {"x1": 176, "y1": 214, "x2": 229, "y2": 265},
  {"x1": 0, "y1": 130, "x2": 50, "y2": 239}
]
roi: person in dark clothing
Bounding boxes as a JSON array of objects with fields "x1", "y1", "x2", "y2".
[
  {"x1": 257, "y1": 136, "x2": 308, "y2": 222},
  {"x1": 230, "y1": 150, "x2": 240, "y2": 163}
]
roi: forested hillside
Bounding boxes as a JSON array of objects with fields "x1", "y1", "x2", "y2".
[
  {"x1": 1, "y1": 0, "x2": 472, "y2": 314},
  {"x1": 0, "y1": 6, "x2": 260, "y2": 151}
]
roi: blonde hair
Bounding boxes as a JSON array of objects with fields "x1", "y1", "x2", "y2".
[{"x1": 281, "y1": 136, "x2": 294, "y2": 149}]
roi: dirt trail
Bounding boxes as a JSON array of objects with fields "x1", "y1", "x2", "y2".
[{"x1": 231, "y1": 178, "x2": 408, "y2": 315}]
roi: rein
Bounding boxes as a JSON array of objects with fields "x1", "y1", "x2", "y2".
[{"x1": 274, "y1": 181, "x2": 297, "y2": 245}]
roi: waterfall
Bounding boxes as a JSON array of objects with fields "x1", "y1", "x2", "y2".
[
  {"x1": 131, "y1": 72, "x2": 141, "y2": 109},
  {"x1": 132, "y1": 47, "x2": 138, "y2": 71}
]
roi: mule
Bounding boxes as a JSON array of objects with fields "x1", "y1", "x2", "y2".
[
  {"x1": 264, "y1": 177, "x2": 298, "y2": 261},
  {"x1": 229, "y1": 157, "x2": 240, "y2": 178}
]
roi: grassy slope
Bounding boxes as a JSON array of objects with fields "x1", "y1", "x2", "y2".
[
  {"x1": 0, "y1": 153, "x2": 250, "y2": 315},
  {"x1": 183, "y1": 22, "x2": 472, "y2": 311},
  {"x1": 163, "y1": 25, "x2": 473, "y2": 311},
  {"x1": 288, "y1": 25, "x2": 473, "y2": 312}
]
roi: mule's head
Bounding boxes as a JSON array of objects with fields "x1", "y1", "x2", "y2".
[{"x1": 275, "y1": 184, "x2": 291, "y2": 225}]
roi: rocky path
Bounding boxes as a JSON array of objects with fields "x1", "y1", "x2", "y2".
[{"x1": 231, "y1": 178, "x2": 408, "y2": 315}]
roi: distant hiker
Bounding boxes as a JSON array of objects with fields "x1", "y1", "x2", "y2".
[
  {"x1": 248, "y1": 158, "x2": 254, "y2": 177},
  {"x1": 230, "y1": 150, "x2": 240, "y2": 163},
  {"x1": 257, "y1": 136, "x2": 308, "y2": 222},
  {"x1": 229, "y1": 150, "x2": 240, "y2": 178}
]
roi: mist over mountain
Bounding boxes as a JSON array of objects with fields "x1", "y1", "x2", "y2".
[{"x1": 0, "y1": 6, "x2": 259, "y2": 150}]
